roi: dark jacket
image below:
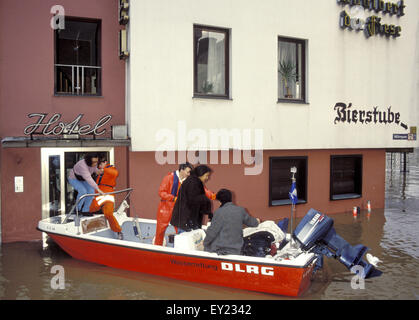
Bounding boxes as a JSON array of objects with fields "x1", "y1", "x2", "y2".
[
  {"x1": 203, "y1": 202, "x2": 259, "y2": 255},
  {"x1": 170, "y1": 175, "x2": 212, "y2": 231}
]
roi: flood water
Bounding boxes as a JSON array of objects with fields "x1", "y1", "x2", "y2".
[{"x1": 0, "y1": 151, "x2": 418, "y2": 301}]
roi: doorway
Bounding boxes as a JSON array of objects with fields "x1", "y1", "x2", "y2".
[{"x1": 41, "y1": 147, "x2": 114, "y2": 219}]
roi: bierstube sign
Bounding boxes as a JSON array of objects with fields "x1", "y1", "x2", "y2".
[{"x1": 333, "y1": 102, "x2": 408, "y2": 129}]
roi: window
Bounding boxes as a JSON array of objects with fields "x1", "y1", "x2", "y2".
[
  {"x1": 55, "y1": 18, "x2": 101, "y2": 96},
  {"x1": 269, "y1": 157, "x2": 307, "y2": 206},
  {"x1": 194, "y1": 25, "x2": 229, "y2": 98},
  {"x1": 278, "y1": 36, "x2": 306, "y2": 102},
  {"x1": 330, "y1": 155, "x2": 363, "y2": 200}
]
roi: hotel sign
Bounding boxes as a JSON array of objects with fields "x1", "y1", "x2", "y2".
[
  {"x1": 23, "y1": 113, "x2": 112, "y2": 136},
  {"x1": 337, "y1": 0, "x2": 406, "y2": 38}
]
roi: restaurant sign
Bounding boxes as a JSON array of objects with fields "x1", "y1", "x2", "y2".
[
  {"x1": 337, "y1": 0, "x2": 406, "y2": 38},
  {"x1": 334, "y1": 102, "x2": 408, "y2": 129}
]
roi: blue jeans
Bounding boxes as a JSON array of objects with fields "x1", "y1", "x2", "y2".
[{"x1": 68, "y1": 179, "x2": 95, "y2": 212}]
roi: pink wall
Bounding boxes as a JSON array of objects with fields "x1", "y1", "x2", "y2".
[
  {"x1": 114, "y1": 147, "x2": 130, "y2": 207},
  {"x1": 128, "y1": 149, "x2": 386, "y2": 223},
  {"x1": 1, "y1": 148, "x2": 42, "y2": 242},
  {"x1": 0, "y1": 0, "x2": 125, "y2": 138}
]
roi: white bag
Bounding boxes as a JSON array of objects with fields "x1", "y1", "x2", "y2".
[
  {"x1": 243, "y1": 220, "x2": 285, "y2": 243},
  {"x1": 174, "y1": 229, "x2": 206, "y2": 251}
]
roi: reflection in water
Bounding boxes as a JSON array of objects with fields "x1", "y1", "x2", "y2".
[{"x1": 0, "y1": 150, "x2": 418, "y2": 300}]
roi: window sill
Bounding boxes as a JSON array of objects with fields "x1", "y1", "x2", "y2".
[
  {"x1": 277, "y1": 99, "x2": 309, "y2": 105},
  {"x1": 331, "y1": 193, "x2": 362, "y2": 201},
  {"x1": 270, "y1": 199, "x2": 307, "y2": 207},
  {"x1": 193, "y1": 94, "x2": 232, "y2": 101},
  {"x1": 54, "y1": 94, "x2": 103, "y2": 98}
]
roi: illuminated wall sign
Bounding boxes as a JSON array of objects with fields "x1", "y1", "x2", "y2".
[
  {"x1": 337, "y1": 0, "x2": 405, "y2": 38},
  {"x1": 334, "y1": 102, "x2": 408, "y2": 129},
  {"x1": 23, "y1": 113, "x2": 112, "y2": 136}
]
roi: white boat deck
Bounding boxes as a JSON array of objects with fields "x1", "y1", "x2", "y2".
[{"x1": 38, "y1": 213, "x2": 317, "y2": 268}]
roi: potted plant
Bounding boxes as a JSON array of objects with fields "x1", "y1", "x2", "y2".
[
  {"x1": 278, "y1": 59, "x2": 297, "y2": 98},
  {"x1": 202, "y1": 80, "x2": 214, "y2": 94}
]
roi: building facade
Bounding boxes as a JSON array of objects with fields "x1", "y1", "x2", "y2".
[
  {"x1": 125, "y1": 0, "x2": 418, "y2": 223},
  {"x1": 1, "y1": 0, "x2": 418, "y2": 243}
]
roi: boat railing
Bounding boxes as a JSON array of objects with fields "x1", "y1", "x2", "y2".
[{"x1": 62, "y1": 188, "x2": 133, "y2": 224}]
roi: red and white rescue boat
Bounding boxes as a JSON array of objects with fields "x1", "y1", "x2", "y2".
[{"x1": 37, "y1": 189, "x2": 318, "y2": 297}]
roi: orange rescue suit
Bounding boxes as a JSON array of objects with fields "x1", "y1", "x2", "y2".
[
  {"x1": 154, "y1": 172, "x2": 216, "y2": 246},
  {"x1": 89, "y1": 165, "x2": 122, "y2": 233},
  {"x1": 154, "y1": 172, "x2": 179, "y2": 246}
]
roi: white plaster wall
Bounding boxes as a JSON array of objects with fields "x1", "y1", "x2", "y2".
[{"x1": 127, "y1": 0, "x2": 419, "y2": 151}]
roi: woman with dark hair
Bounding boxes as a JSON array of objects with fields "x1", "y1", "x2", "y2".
[
  {"x1": 170, "y1": 165, "x2": 215, "y2": 232},
  {"x1": 68, "y1": 153, "x2": 104, "y2": 214}
]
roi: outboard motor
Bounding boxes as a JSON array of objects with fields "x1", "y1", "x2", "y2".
[{"x1": 293, "y1": 209, "x2": 382, "y2": 279}]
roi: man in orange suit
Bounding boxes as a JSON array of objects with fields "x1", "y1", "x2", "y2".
[
  {"x1": 89, "y1": 159, "x2": 123, "y2": 239},
  {"x1": 154, "y1": 163, "x2": 194, "y2": 245}
]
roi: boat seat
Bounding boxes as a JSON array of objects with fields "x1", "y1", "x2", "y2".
[
  {"x1": 90, "y1": 220, "x2": 176, "y2": 246},
  {"x1": 82, "y1": 216, "x2": 108, "y2": 234}
]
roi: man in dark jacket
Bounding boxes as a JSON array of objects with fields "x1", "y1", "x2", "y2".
[
  {"x1": 203, "y1": 189, "x2": 260, "y2": 255},
  {"x1": 170, "y1": 165, "x2": 214, "y2": 231}
]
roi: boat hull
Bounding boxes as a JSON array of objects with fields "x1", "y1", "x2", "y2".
[{"x1": 48, "y1": 232, "x2": 315, "y2": 297}]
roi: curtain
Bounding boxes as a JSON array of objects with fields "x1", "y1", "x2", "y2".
[
  {"x1": 278, "y1": 41, "x2": 299, "y2": 99},
  {"x1": 197, "y1": 31, "x2": 226, "y2": 95}
]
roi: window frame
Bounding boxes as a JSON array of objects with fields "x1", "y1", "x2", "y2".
[
  {"x1": 193, "y1": 24, "x2": 230, "y2": 99},
  {"x1": 277, "y1": 36, "x2": 306, "y2": 103},
  {"x1": 330, "y1": 155, "x2": 363, "y2": 201},
  {"x1": 54, "y1": 16, "x2": 102, "y2": 96},
  {"x1": 269, "y1": 156, "x2": 308, "y2": 206}
]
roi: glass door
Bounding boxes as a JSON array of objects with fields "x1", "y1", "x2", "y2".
[
  {"x1": 48, "y1": 154, "x2": 63, "y2": 217},
  {"x1": 41, "y1": 147, "x2": 114, "y2": 220}
]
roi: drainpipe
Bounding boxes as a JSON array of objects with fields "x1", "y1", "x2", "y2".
[
  {"x1": 400, "y1": 152, "x2": 408, "y2": 173},
  {"x1": 0, "y1": 144, "x2": 2, "y2": 245}
]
